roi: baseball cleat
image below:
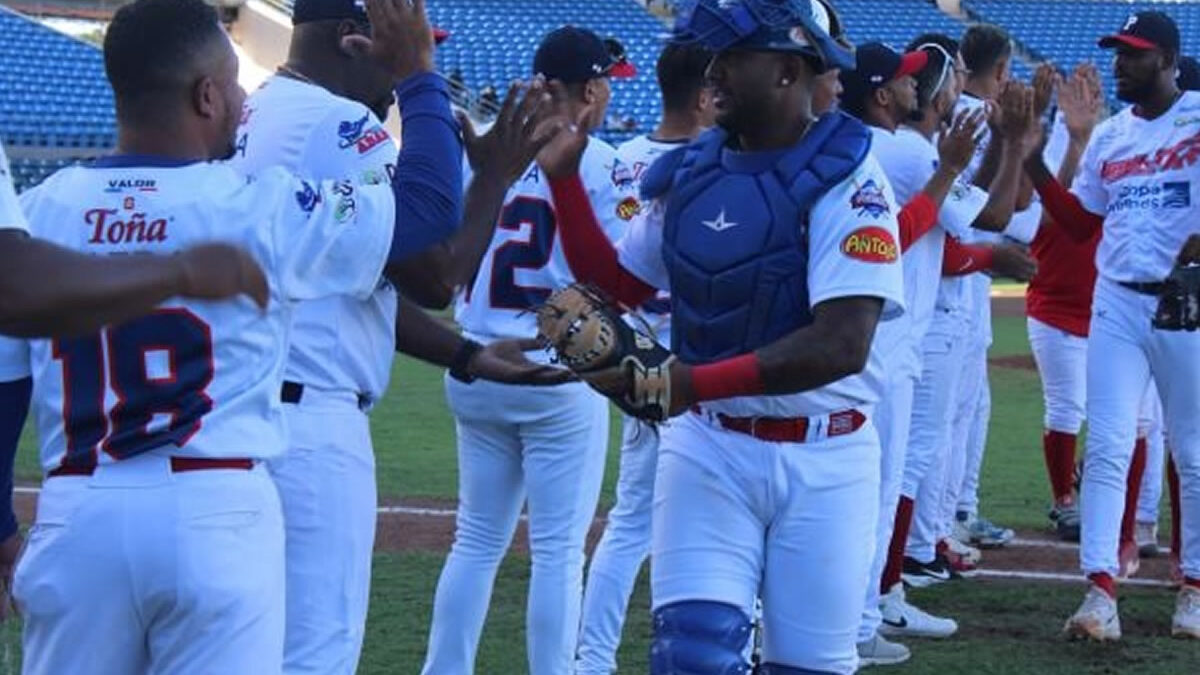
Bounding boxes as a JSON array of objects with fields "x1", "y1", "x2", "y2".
[
  {"x1": 1049, "y1": 502, "x2": 1081, "y2": 542},
  {"x1": 856, "y1": 632, "x2": 911, "y2": 667},
  {"x1": 1118, "y1": 539, "x2": 1141, "y2": 579},
  {"x1": 1135, "y1": 521, "x2": 1160, "y2": 558},
  {"x1": 937, "y1": 538, "x2": 980, "y2": 577},
  {"x1": 1172, "y1": 586, "x2": 1200, "y2": 639},
  {"x1": 955, "y1": 511, "x2": 1014, "y2": 548},
  {"x1": 902, "y1": 555, "x2": 955, "y2": 588},
  {"x1": 1063, "y1": 586, "x2": 1121, "y2": 642},
  {"x1": 879, "y1": 584, "x2": 958, "y2": 639}
]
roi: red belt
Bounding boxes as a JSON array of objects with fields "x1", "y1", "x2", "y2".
[
  {"x1": 694, "y1": 407, "x2": 867, "y2": 443},
  {"x1": 48, "y1": 457, "x2": 254, "y2": 478}
]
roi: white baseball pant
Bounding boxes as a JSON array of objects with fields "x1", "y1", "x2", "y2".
[
  {"x1": 14, "y1": 453, "x2": 285, "y2": 675},
  {"x1": 653, "y1": 411, "x2": 880, "y2": 674},
  {"x1": 577, "y1": 415, "x2": 659, "y2": 675},
  {"x1": 904, "y1": 311, "x2": 970, "y2": 563},
  {"x1": 1027, "y1": 316, "x2": 1088, "y2": 434},
  {"x1": 937, "y1": 343, "x2": 989, "y2": 539},
  {"x1": 1137, "y1": 383, "x2": 1166, "y2": 524},
  {"x1": 423, "y1": 377, "x2": 609, "y2": 675},
  {"x1": 1080, "y1": 279, "x2": 1200, "y2": 581},
  {"x1": 269, "y1": 390, "x2": 376, "y2": 675},
  {"x1": 859, "y1": 361, "x2": 917, "y2": 643}
]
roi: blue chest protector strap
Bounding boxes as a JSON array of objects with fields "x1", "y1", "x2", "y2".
[{"x1": 645, "y1": 112, "x2": 872, "y2": 363}]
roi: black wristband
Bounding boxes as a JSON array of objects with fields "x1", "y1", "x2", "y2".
[{"x1": 448, "y1": 339, "x2": 483, "y2": 383}]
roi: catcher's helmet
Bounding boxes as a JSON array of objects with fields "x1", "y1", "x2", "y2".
[{"x1": 672, "y1": 0, "x2": 853, "y2": 72}]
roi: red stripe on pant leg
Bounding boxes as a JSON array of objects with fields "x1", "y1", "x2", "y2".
[
  {"x1": 881, "y1": 495, "x2": 915, "y2": 593},
  {"x1": 1089, "y1": 572, "x2": 1117, "y2": 599},
  {"x1": 1121, "y1": 438, "x2": 1148, "y2": 546},
  {"x1": 1044, "y1": 430, "x2": 1078, "y2": 503},
  {"x1": 1169, "y1": 453, "x2": 1181, "y2": 558}
]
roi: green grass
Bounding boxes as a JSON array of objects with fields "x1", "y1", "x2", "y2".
[{"x1": 13, "y1": 306, "x2": 1196, "y2": 673}]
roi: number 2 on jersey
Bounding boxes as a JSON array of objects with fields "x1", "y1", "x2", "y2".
[
  {"x1": 52, "y1": 309, "x2": 214, "y2": 468},
  {"x1": 489, "y1": 198, "x2": 557, "y2": 310}
]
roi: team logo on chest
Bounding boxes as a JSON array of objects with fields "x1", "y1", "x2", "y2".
[
  {"x1": 701, "y1": 208, "x2": 738, "y2": 232},
  {"x1": 850, "y1": 179, "x2": 890, "y2": 217}
]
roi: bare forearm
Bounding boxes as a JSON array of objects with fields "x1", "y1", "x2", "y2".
[
  {"x1": 754, "y1": 297, "x2": 882, "y2": 395},
  {"x1": 972, "y1": 135, "x2": 1003, "y2": 189},
  {"x1": 392, "y1": 295, "x2": 465, "y2": 367},
  {"x1": 1056, "y1": 138, "x2": 1088, "y2": 189},
  {"x1": 0, "y1": 235, "x2": 185, "y2": 337},
  {"x1": 973, "y1": 143, "x2": 1024, "y2": 232}
]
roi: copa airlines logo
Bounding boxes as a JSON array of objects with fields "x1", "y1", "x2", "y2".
[
  {"x1": 1101, "y1": 129, "x2": 1200, "y2": 183},
  {"x1": 1107, "y1": 181, "x2": 1191, "y2": 213}
]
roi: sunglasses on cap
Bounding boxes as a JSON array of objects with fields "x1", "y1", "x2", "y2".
[{"x1": 915, "y1": 42, "x2": 956, "y2": 95}]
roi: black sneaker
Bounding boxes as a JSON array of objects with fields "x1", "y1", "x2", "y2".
[{"x1": 901, "y1": 555, "x2": 955, "y2": 588}]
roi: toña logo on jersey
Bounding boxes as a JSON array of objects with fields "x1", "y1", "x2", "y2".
[
  {"x1": 1101, "y1": 129, "x2": 1200, "y2": 183},
  {"x1": 84, "y1": 203, "x2": 169, "y2": 245},
  {"x1": 337, "y1": 114, "x2": 389, "y2": 154}
]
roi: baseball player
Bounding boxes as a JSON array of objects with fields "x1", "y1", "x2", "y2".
[
  {"x1": 542, "y1": 1, "x2": 908, "y2": 670},
  {"x1": 0, "y1": 141, "x2": 268, "y2": 338},
  {"x1": 0, "y1": 0, "x2": 466, "y2": 672},
  {"x1": 420, "y1": 26, "x2": 637, "y2": 675},
  {"x1": 228, "y1": 4, "x2": 568, "y2": 671},
  {"x1": 1023, "y1": 10, "x2": 1200, "y2": 641},
  {"x1": 839, "y1": 37, "x2": 1037, "y2": 661},
  {"x1": 575, "y1": 41, "x2": 714, "y2": 675}
]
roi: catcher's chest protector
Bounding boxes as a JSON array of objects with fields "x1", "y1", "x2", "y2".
[{"x1": 652, "y1": 112, "x2": 871, "y2": 363}]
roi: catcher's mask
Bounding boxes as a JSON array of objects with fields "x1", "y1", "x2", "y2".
[{"x1": 671, "y1": 0, "x2": 854, "y2": 73}]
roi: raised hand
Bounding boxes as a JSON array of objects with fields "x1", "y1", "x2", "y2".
[
  {"x1": 1059, "y1": 63, "x2": 1104, "y2": 142},
  {"x1": 462, "y1": 78, "x2": 561, "y2": 184},
  {"x1": 349, "y1": 0, "x2": 435, "y2": 81},
  {"x1": 1031, "y1": 62, "x2": 1057, "y2": 117},
  {"x1": 175, "y1": 243, "x2": 269, "y2": 310},
  {"x1": 535, "y1": 80, "x2": 595, "y2": 180},
  {"x1": 469, "y1": 338, "x2": 577, "y2": 386},
  {"x1": 938, "y1": 107, "x2": 988, "y2": 175},
  {"x1": 997, "y1": 80, "x2": 1038, "y2": 144}
]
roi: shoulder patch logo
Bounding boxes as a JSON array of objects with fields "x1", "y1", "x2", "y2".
[
  {"x1": 295, "y1": 181, "x2": 321, "y2": 213},
  {"x1": 850, "y1": 179, "x2": 891, "y2": 217},
  {"x1": 841, "y1": 226, "x2": 898, "y2": 263},
  {"x1": 616, "y1": 196, "x2": 641, "y2": 221}
]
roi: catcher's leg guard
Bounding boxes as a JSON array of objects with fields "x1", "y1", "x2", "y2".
[
  {"x1": 650, "y1": 601, "x2": 753, "y2": 674},
  {"x1": 756, "y1": 664, "x2": 838, "y2": 674}
]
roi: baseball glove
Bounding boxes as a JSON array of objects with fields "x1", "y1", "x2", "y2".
[
  {"x1": 1152, "y1": 264, "x2": 1200, "y2": 331},
  {"x1": 535, "y1": 283, "x2": 676, "y2": 422}
]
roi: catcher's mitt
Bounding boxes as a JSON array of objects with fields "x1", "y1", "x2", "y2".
[
  {"x1": 1152, "y1": 264, "x2": 1200, "y2": 331},
  {"x1": 535, "y1": 283, "x2": 676, "y2": 422}
]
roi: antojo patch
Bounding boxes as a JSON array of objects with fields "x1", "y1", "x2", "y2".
[
  {"x1": 841, "y1": 226, "x2": 898, "y2": 263},
  {"x1": 616, "y1": 196, "x2": 641, "y2": 221}
]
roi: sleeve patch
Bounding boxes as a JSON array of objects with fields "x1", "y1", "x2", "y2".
[
  {"x1": 841, "y1": 226, "x2": 898, "y2": 263},
  {"x1": 850, "y1": 179, "x2": 891, "y2": 217},
  {"x1": 616, "y1": 196, "x2": 641, "y2": 221}
]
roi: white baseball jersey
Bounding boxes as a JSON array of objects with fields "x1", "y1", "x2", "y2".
[
  {"x1": 868, "y1": 125, "x2": 986, "y2": 381},
  {"x1": 617, "y1": 152, "x2": 906, "y2": 417},
  {"x1": 0, "y1": 160, "x2": 392, "y2": 472},
  {"x1": 229, "y1": 75, "x2": 399, "y2": 403},
  {"x1": 1072, "y1": 90, "x2": 1200, "y2": 282},
  {"x1": 455, "y1": 137, "x2": 639, "y2": 351},
  {"x1": 616, "y1": 133, "x2": 686, "y2": 347},
  {"x1": 0, "y1": 144, "x2": 27, "y2": 233}
]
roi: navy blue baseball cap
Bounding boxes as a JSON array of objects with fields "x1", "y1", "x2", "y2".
[
  {"x1": 838, "y1": 42, "x2": 928, "y2": 109},
  {"x1": 1099, "y1": 11, "x2": 1179, "y2": 54},
  {"x1": 671, "y1": 0, "x2": 853, "y2": 72},
  {"x1": 534, "y1": 26, "x2": 637, "y2": 83},
  {"x1": 1178, "y1": 55, "x2": 1200, "y2": 91},
  {"x1": 292, "y1": 0, "x2": 449, "y2": 43}
]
